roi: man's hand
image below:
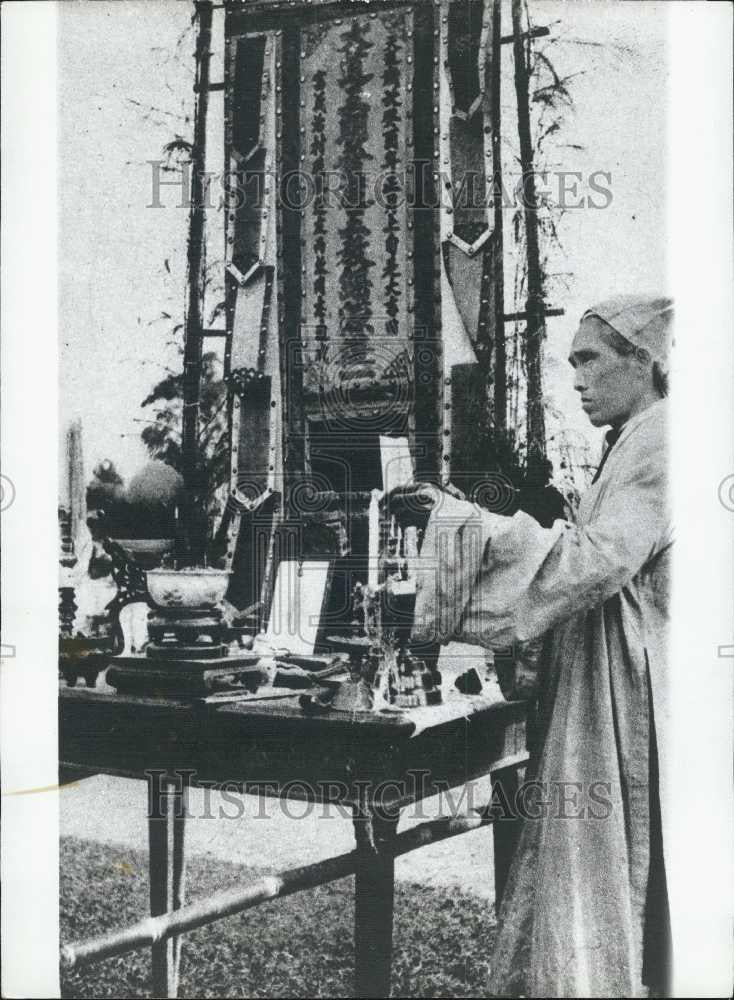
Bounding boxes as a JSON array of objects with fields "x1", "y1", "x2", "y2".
[{"x1": 383, "y1": 482, "x2": 465, "y2": 530}]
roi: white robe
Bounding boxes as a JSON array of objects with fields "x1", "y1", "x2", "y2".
[{"x1": 412, "y1": 399, "x2": 672, "y2": 997}]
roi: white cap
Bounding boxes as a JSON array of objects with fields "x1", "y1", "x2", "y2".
[{"x1": 581, "y1": 294, "x2": 674, "y2": 365}]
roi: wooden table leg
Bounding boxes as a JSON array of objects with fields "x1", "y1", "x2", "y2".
[
  {"x1": 352, "y1": 803, "x2": 399, "y2": 999},
  {"x1": 148, "y1": 776, "x2": 187, "y2": 999},
  {"x1": 491, "y1": 764, "x2": 521, "y2": 906}
]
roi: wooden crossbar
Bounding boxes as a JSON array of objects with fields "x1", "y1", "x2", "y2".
[{"x1": 61, "y1": 810, "x2": 493, "y2": 972}]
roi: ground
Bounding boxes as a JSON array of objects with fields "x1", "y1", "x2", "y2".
[{"x1": 60, "y1": 775, "x2": 500, "y2": 998}]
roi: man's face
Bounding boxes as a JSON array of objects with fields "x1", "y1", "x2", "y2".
[{"x1": 569, "y1": 316, "x2": 651, "y2": 428}]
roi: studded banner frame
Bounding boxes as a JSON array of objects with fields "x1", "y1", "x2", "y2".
[{"x1": 222, "y1": 0, "x2": 501, "y2": 609}]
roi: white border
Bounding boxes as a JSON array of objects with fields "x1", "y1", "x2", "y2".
[
  {"x1": 1, "y1": 3, "x2": 60, "y2": 997},
  {"x1": 0, "y1": 1, "x2": 732, "y2": 997},
  {"x1": 669, "y1": 2, "x2": 734, "y2": 997}
]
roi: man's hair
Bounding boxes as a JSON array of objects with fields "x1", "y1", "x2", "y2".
[{"x1": 598, "y1": 323, "x2": 669, "y2": 397}]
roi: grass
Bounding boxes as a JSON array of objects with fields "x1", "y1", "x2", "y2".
[{"x1": 60, "y1": 836, "x2": 498, "y2": 998}]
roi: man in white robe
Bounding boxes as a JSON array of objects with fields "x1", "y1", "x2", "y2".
[{"x1": 397, "y1": 295, "x2": 674, "y2": 997}]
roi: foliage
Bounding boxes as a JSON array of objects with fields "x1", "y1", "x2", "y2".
[
  {"x1": 86, "y1": 460, "x2": 130, "y2": 536},
  {"x1": 60, "y1": 836, "x2": 498, "y2": 999},
  {"x1": 86, "y1": 460, "x2": 125, "y2": 512},
  {"x1": 85, "y1": 458, "x2": 187, "y2": 539},
  {"x1": 503, "y1": 3, "x2": 589, "y2": 497},
  {"x1": 137, "y1": 124, "x2": 229, "y2": 527},
  {"x1": 140, "y1": 346, "x2": 229, "y2": 529}
]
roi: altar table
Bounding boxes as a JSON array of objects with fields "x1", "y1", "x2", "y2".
[{"x1": 60, "y1": 685, "x2": 529, "y2": 998}]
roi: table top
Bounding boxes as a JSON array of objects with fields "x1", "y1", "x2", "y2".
[{"x1": 59, "y1": 683, "x2": 528, "y2": 807}]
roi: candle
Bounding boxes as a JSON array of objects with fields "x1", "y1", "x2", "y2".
[{"x1": 368, "y1": 489, "x2": 381, "y2": 590}]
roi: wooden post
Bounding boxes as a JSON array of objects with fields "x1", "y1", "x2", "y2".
[
  {"x1": 181, "y1": 0, "x2": 213, "y2": 565},
  {"x1": 353, "y1": 804, "x2": 399, "y2": 999},
  {"x1": 490, "y1": 0, "x2": 506, "y2": 435},
  {"x1": 511, "y1": 0, "x2": 547, "y2": 480},
  {"x1": 491, "y1": 764, "x2": 521, "y2": 905},
  {"x1": 148, "y1": 777, "x2": 188, "y2": 999}
]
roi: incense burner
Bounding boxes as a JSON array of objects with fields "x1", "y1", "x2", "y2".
[{"x1": 146, "y1": 568, "x2": 231, "y2": 611}]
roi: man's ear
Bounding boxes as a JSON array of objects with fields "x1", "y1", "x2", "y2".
[{"x1": 629, "y1": 346, "x2": 654, "y2": 384}]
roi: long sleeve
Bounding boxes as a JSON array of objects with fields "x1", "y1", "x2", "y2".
[
  {"x1": 411, "y1": 493, "x2": 564, "y2": 646},
  {"x1": 412, "y1": 412, "x2": 671, "y2": 649}
]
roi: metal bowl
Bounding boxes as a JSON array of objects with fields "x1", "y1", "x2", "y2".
[
  {"x1": 145, "y1": 568, "x2": 231, "y2": 610},
  {"x1": 116, "y1": 538, "x2": 175, "y2": 570}
]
